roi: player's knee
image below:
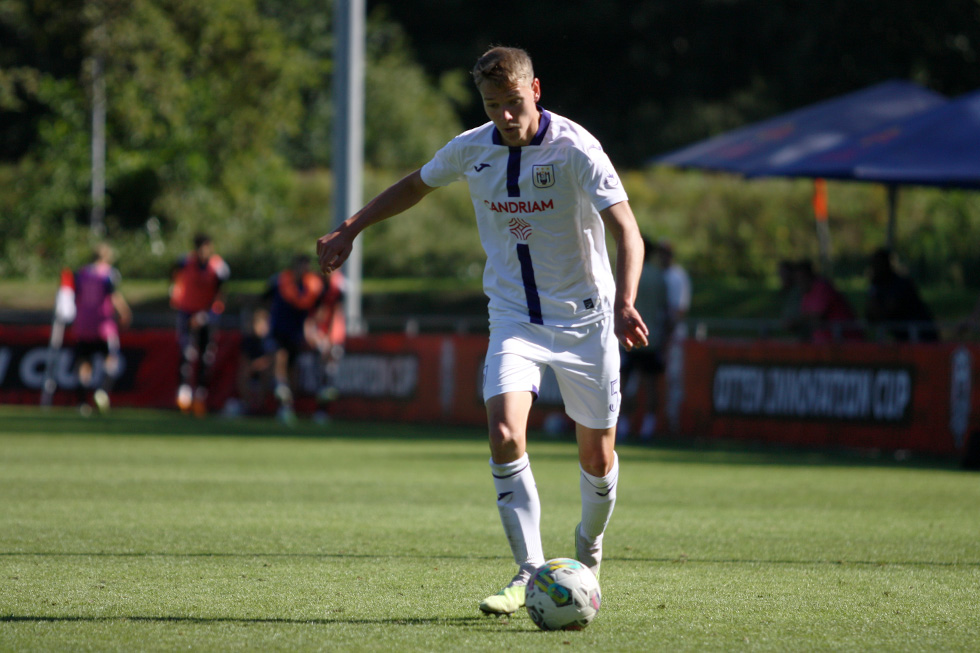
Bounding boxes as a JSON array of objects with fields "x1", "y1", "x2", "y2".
[
  {"x1": 578, "y1": 444, "x2": 615, "y2": 477},
  {"x1": 488, "y1": 422, "x2": 525, "y2": 462},
  {"x1": 580, "y1": 457, "x2": 612, "y2": 477}
]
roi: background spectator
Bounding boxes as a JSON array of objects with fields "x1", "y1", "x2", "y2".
[
  {"x1": 266, "y1": 254, "x2": 324, "y2": 424},
  {"x1": 305, "y1": 269, "x2": 346, "y2": 424},
  {"x1": 659, "y1": 239, "x2": 691, "y2": 435},
  {"x1": 619, "y1": 237, "x2": 669, "y2": 442},
  {"x1": 865, "y1": 247, "x2": 939, "y2": 342},
  {"x1": 233, "y1": 308, "x2": 276, "y2": 416},
  {"x1": 777, "y1": 259, "x2": 803, "y2": 331},
  {"x1": 791, "y1": 259, "x2": 863, "y2": 343},
  {"x1": 170, "y1": 233, "x2": 230, "y2": 416},
  {"x1": 72, "y1": 243, "x2": 132, "y2": 415}
]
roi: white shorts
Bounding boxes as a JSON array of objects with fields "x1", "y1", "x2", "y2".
[{"x1": 483, "y1": 318, "x2": 621, "y2": 430}]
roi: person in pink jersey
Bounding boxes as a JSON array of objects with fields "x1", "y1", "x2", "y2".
[
  {"x1": 72, "y1": 243, "x2": 132, "y2": 414},
  {"x1": 794, "y1": 259, "x2": 863, "y2": 344}
]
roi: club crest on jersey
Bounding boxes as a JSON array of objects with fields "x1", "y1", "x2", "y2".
[
  {"x1": 508, "y1": 218, "x2": 533, "y2": 241},
  {"x1": 532, "y1": 164, "x2": 555, "y2": 189}
]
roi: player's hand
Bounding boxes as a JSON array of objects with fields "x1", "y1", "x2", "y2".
[
  {"x1": 615, "y1": 306, "x2": 649, "y2": 352},
  {"x1": 316, "y1": 229, "x2": 354, "y2": 276}
]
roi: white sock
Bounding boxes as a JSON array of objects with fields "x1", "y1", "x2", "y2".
[
  {"x1": 490, "y1": 454, "x2": 544, "y2": 584},
  {"x1": 580, "y1": 451, "x2": 619, "y2": 542}
]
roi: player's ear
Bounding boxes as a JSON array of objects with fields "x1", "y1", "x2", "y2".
[{"x1": 532, "y1": 78, "x2": 541, "y2": 103}]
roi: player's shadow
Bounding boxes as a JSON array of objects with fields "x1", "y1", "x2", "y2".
[{"x1": 0, "y1": 614, "x2": 519, "y2": 629}]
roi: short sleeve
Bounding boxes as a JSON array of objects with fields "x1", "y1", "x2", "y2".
[{"x1": 420, "y1": 138, "x2": 465, "y2": 188}]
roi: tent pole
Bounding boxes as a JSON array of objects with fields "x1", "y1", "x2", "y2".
[{"x1": 886, "y1": 185, "x2": 899, "y2": 250}]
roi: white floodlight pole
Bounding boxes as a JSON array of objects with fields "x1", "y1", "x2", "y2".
[{"x1": 333, "y1": 0, "x2": 366, "y2": 334}]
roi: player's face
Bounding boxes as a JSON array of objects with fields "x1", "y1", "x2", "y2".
[{"x1": 479, "y1": 78, "x2": 541, "y2": 147}]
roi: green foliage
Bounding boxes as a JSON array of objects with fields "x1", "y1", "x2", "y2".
[
  {"x1": 263, "y1": 4, "x2": 466, "y2": 171},
  {"x1": 2, "y1": 0, "x2": 980, "y2": 290},
  {"x1": 0, "y1": 0, "x2": 469, "y2": 280},
  {"x1": 626, "y1": 168, "x2": 980, "y2": 285},
  {"x1": 358, "y1": 169, "x2": 484, "y2": 279},
  {"x1": 0, "y1": 0, "x2": 315, "y2": 278},
  {"x1": 363, "y1": 18, "x2": 468, "y2": 170},
  {"x1": 376, "y1": 0, "x2": 980, "y2": 167}
]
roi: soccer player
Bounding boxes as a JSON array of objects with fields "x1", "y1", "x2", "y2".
[
  {"x1": 265, "y1": 254, "x2": 324, "y2": 424},
  {"x1": 316, "y1": 46, "x2": 648, "y2": 615},
  {"x1": 71, "y1": 243, "x2": 132, "y2": 414},
  {"x1": 170, "y1": 233, "x2": 230, "y2": 416},
  {"x1": 304, "y1": 269, "x2": 346, "y2": 423}
]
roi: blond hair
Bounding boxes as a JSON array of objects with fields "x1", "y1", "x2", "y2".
[{"x1": 471, "y1": 46, "x2": 534, "y2": 88}]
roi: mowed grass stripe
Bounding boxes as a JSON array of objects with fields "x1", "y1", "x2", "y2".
[{"x1": 1, "y1": 407, "x2": 978, "y2": 651}]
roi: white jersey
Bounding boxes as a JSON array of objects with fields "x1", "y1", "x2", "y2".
[{"x1": 421, "y1": 109, "x2": 628, "y2": 328}]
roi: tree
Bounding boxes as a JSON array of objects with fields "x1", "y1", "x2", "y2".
[
  {"x1": 0, "y1": 0, "x2": 468, "y2": 278},
  {"x1": 366, "y1": 0, "x2": 980, "y2": 166},
  {"x1": 0, "y1": 0, "x2": 315, "y2": 277},
  {"x1": 263, "y1": 2, "x2": 466, "y2": 170}
]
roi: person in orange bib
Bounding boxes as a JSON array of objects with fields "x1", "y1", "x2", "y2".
[
  {"x1": 304, "y1": 269, "x2": 346, "y2": 423},
  {"x1": 170, "y1": 233, "x2": 230, "y2": 416},
  {"x1": 264, "y1": 254, "x2": 324, "y2": 424}
]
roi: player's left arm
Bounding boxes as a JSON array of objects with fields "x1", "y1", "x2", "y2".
[
  {"x1": 112, "y1": 291, "x2": 133, "y2": 329},
  {"x1": 600, "y1": 201, "x2": 649, "y2": 351}
]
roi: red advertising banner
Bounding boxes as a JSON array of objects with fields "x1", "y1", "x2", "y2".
[
  {"x1": 0, "y1": 325, "x2": 497, "y2": 425},
  {"x1": 681, "y1": 339, "x2": 978, "y2": 456},
  {"x1": 3, "y1": 322, "x2": 977, "y2": 458},
  {"x1": 0, "y1": 325, "x2": 240, "y2": 410}
]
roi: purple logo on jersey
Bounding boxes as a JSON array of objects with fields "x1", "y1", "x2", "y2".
[
  {"x1": 532, "y1": 164, "x2": 555, "y2": 188},
  {"x1": 602, "y1": 168, "x2": 620, "y2": 189},
  {"x1": 508, "y1": 218, "x2": 533, "y2": 241}
]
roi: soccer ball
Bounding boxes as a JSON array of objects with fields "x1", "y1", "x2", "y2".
[{"x1": 525, "y1": 558, "x2": 601, "y2": 631}]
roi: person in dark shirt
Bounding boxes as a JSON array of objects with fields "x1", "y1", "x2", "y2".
[
  {"x1": 865, "y1": 247, "x2": 939, "y2": 342},
  {"x1": 265, "y1": 254, "x2": 324, "y2": 423},
  {"x1": 236, "y1": 308, "x2": 276, "y2": 415}
]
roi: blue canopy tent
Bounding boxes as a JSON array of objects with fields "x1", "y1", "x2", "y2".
[
  {"x1": 853, "y1": 89, "x2": 980, "y2": 190},
  {"x1": 747, "y1": 89, "x2": 980, "y2": 248},
  {"x1": 656, "y1": 80, "x2": 945, "y2": 177},
  {"x1": 654, "y1": 81, "x2": 947, "y2": 265}
]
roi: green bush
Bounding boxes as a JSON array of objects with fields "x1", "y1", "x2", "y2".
[{"x1": 626, "y1": 168, "x2": 980, "y2": 285}]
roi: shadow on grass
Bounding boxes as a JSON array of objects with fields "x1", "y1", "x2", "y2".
[
  {"x1": 1, "y1": 551, "x2": 977, "y2": 568},
  {"x1": 0, "y1": 406, "x2": 965, "y2": 471},
  {"x1": 0, "y1": 614, "x2": 508, "y2": 628}
]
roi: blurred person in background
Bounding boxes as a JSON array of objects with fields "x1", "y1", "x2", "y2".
[
  {"x1": 865, "y1": 247, "x2": 938, "y2": 342},
  {"x1": 170, "y1": 233, "x2": 230, "y2": 416},
  {"x1": 618, "y1": 236, "x2": 668, "y2": 442},
  {"x1": 305, "y1": 269, "x2": 346, "y2": 424},
  {"x1": 790, "y1": 259, "x2": 863, "y2": 343},
  {"x1": 659, "y1": 239, "x2": 690, "y2": 435},
  {"x1": 777, "y1": 259, "x2": 803, "y2": 332},
  {"x1": 233, "y1": 307, "x2": 277, "y2": 416},
  {"x1": 72, "y1": 243, "x2": 132, "y2": 415},
  {"x1": 265, "y1": 254, "x2": 324, "y2": 424}
]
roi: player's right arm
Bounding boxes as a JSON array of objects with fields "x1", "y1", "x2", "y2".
[{"x1": 317, "y1": 169, "x2": 436, "y2": 276}]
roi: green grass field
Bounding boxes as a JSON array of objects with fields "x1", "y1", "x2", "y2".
[{"x1": 1, "y1": 407, "x2": 978, "y2": 652}]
